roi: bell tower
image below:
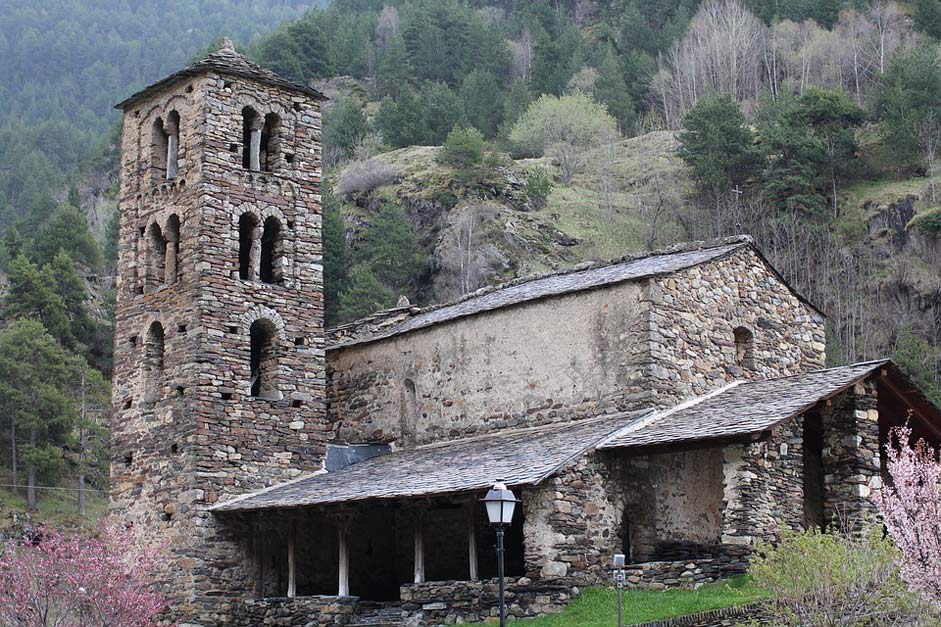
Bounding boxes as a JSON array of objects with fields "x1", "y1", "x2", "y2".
[{"x1": 111, "y1": 39, "x2": 326, "y2": 615}]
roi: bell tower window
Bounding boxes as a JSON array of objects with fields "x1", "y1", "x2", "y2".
[
  {"x1": 239, "y1": 212, "x2": 261, "y2": 280},
  {"x1": 165, "y1": 110, "x2": 180, "y2": 179},
  {"x1": 734, "y1": 326, "x2": 755, "y2": 370},
  {"x1": 165, "y1": 214, "x2": 180, "y2": 284},
  {"x1": 146, "y1": 222, "x2": 167, "y2": 292},
  {"x1": 144, "y1": 321, "x2": 166, "y2": 400},
  {"x1": 152, "y1": 117, "x2": 168, "y2": 179},
  {"x1": 242, "y1": 107, "x2": 263, "y2": 171},
  {"x1": 260, "y1": 113, "x2": 280, "y2": 172},
  {"x1": 250, "y1": 319, "x2": 279, "y2": 399},
  {"x1": 259, "y1": 217, "x2": 283, "y2": 284}
]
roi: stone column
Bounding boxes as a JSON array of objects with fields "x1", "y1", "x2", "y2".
[
  {"x1": 287, "y1": 519, "x2": 297, "y2": 598},
  {"x1": 413, "y1": 510, "x2": 425, "y2": 584},
  {"x1": 466, "y1": 502, "x2": 478, "y2": 581},
  {"x1": 165, "y1": 118, "x2": 179, "y2": 179},
  {"x1": 249, "y1": 117, "x2": 264, "y2": 172},
  {"x1": 336, "y1": 514, "x2": 351, "y2": 597}
]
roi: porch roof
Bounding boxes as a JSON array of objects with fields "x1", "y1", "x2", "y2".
[
  {"x1": 212, "y1": 411, "x2": 646, "y2": 513},
  {"x1": 599, "y1": 359, "x2": 901, "y2": 451}
]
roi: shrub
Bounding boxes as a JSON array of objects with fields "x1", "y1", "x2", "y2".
[
  {"x1": 337, "y1": 158, "x2": 401, "y2": 196},
  {"x1": 0, "y1": 522, "x2": 169, "y2": 627},
  {"x1": 438, "y1": 126, "x2": 486, "y2": 169},
  {"x1": 524, "y1": 167, "x2": 553, "y2": 209},
  {"x1": 749, "y1": 525, "x2": 934, "y2": 626}
]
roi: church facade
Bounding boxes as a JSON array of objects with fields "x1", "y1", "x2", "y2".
[{"x1": 111, "y1": 45, "x2": 941, "y2": 627}]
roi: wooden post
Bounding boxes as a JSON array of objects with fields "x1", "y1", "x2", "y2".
[
  {"x1": 254, "y1": 521, "x2": 265, "y2": 599},
  {"x1": 287, "y1": 519, "x2": 296, "y2": 598},
  {"x1": 414, "y1": 511, "x2": 425, "y2": 584},
  {"x1": 337, "y1": 515, "x2": 350, "y2": 597},
  {"x1": 466, "y1": 503, "x2": 478, "y2": 581}
]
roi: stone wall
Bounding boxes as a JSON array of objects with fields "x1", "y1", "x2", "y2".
[
  {"x1": 223, "y1": 596, "x2": 357, "y2": 627},
  {"x1": 617, "y1": 448, "x2": 725, "y2": 562},
  {"x1": 111, "y1": 64, "x2": 325, "y2": 620},
  {"x1": 646, "y1": 247, "x2": 826, "y2": 407},
  {"x1": 400, "y1": 577, "x2": 576, "y2": 626},
  {"x1": 326, "y1": 281, "x2": 650, "y2": 447}
]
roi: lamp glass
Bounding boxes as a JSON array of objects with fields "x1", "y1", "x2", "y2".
[{"x1": 485, "y1": 499, "x2": 504, "y2": 525}]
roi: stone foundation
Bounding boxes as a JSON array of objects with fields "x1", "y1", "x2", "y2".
[{"x1": 225, "y1": 596, "x2": 358, "y2": 627}]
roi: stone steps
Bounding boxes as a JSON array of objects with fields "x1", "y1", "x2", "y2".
[{"x1": 349, "y1": 602, "x2": 403, "y2": 627}]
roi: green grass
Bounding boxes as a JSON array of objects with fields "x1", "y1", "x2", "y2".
[
  {"x1": 478, "y1": 576, "x2": 768, "y2": 626},
  {"x1": 0, "y1": 470, "x2": 108, "y2": 532}
]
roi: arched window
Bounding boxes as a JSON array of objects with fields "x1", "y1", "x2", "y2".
[
  {"x1": 164, "y1": 214, "x2": 180, "y2": 284},
  {"x1": 238, "y1": 212, "x2": 260, "y2": 280},
  {"x1": 400, "y1": 378, "x2": 418, "y2": 445},
  {"x1": 242, "y1": 107, "x2": 262, "y2": 171},
  {"x1": 734, "y1": 327, "x2": 755, "y2": 370},
  {"x1": 165, "y1": 110, "x2": 180, "y2": 179},
  {"x1": 259, "y1": 217, "x2": 283, "y2": 284},
  {"x1": 152, "y1": 117, "x2": 168, "y2": 178},
  {"x1": 146, "y1": 222, "x2": 167, "y2": 292},
  {"x1": 260, "y1": 113, "x2": 281, "y2": 172},
  {"x1": 144, "y1": 321, "x2": 165, "y2": 400},
  {"x1": 249, "y1": 319, "x2": 279, "y2": 399}
]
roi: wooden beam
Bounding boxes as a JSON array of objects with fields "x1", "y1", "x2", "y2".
[
  {"x1": 287, "y1": 519, "x2": 296, "y2": 598},
  {"x1": 881, "y1": 374, "x2": 941, "y2": 438},
  {"x1": 254, "y1": 521, "x2": 265, "y2": 599},
  {"x1": 466, "y1": 503, "x2": 478, "y2": 581},
  {"x1": 414, "y1": 511, "x2": 425, "y2": 584},
  {"x1": 337, "y1": 515, "x2": 350, "y2": 597}
]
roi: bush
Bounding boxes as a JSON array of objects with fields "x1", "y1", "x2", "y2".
[
  {"x1": 749, "y1": 525, "x2": 935, "y2": 626},
  {"x1": 438, "y1": 126, "x2": 486, "y2": 169},
  {"x1": 524, "y1": 167, "x2": 553, "y2": 209},
  {"x1": 337, "y1": 158, "x2": 401, "y2": 196}
]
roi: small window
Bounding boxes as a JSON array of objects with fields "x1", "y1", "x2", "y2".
[
  {"x1": 259, "y1": 217, "x2": 283, "y2": 284},
  {"x1": 152, "y1": 117, "x2": 168, "y2": 178},
  {"x1": 165, "y1": 110, "x2": 180, "y2": 179},
  {"x1": 145, "y1": 321, "x2": 166, "y2": 399},
  {"x1": 164, "y1": 214, "x2": 180, "y2": 284},
  {"x1": 238, "y1": 212, "x2": 260, "y2": 280},
  {"x1": 250, "y1": 319, "x2": 279, "y2": 399},
  {"x1": 733, "y1": 327, "x2": 755, "y2": 370},
  {"x1": 242, "y1": 107, "x2": 260, "y2": 170},
  {"x1": 146, "y1": 223, "x2": 167, "y2": 292},
  {"x1": 400, "y1": 379, "x2": 418, "y2": 444},
  {"x1": 260, "y1": 113, "x2": 280, "y2": 172}
]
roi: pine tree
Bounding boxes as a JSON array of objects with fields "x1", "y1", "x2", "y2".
[
  {"x1": 337, "y1": 263, "x2": 395, "y2": 323},
  {"x1": 322, "y1": 183, "x2": 348, "y2": 328},
  {"x1": 915, "y1": 0, "x2": 941, "y2": 40},
  {"x1": 377, "y1": 34, "x2": 412, "y2": 98},
  {"x1": 594, "y1": 44, "x2": 635, "y2": 134},
  {"x1": 4, "y1": 254, "x2": 74, "y2": 349},
  {"x1": 460, "y1": 70, "x2": 504, "y2": 138},
  {"x1": 354, "y1": 204, "x2": 424, "y2": 295}
]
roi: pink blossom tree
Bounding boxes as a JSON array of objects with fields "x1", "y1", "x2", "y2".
[
  {"x1": 877, "y1": 424, "x2": 941, "y2": 609},
  {"x1": 0, "y1": 522, "x2": 169, "y2": 627}
]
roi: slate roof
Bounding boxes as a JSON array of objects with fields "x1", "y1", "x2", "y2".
[
  {"x1": 212, "y1": 411, "x2": 647, "y2": 513},
  {"x1": 329, "y1": 237, "x2": 759, "y2": 349},
  {"x1": 116, "y1": 38, "x2": 325, "y2": 110},
  {"x1": 600, "y1": 360, "x2": 892, "y2": 450}
]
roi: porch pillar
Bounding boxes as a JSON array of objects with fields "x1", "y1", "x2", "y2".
[
  {"x1": 337, "y1": 514, "x2": 351, "y2": 596},
  {"x1": 254, "y1": 520, "x2": 265, "y2": 598},
  {"x1": 287, "y1": 519, "x2": 297, "y2": 598},
  {"x1": 413, "y1": 510, "x2": 425, "y2": 584},
  {"x1": 466, "y1": 502, "x2": 478, "y2": 581}
]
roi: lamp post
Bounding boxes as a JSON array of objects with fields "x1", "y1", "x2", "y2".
[
  {"x1": 612, "y1": 553, "x2": 626, "y2": 627},
  {"x1": 482, "y1": 481, "x2": 520, "y2": 627}
]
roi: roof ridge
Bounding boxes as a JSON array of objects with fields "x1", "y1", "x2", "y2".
[
  {"x1": 736, "y1": 359, "x2": 890, "y2": 388},
  {"x1": 600, "y1": 381, "x2": 744, "y2": 448},
  {"x1": 210, "y1": 467, "x2": 328, "y2": 512}
]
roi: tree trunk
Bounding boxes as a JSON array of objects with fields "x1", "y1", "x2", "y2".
[
  {"x1": 27, "y1": 427, "x2": 37, "y2": 512},
  {"x1": 10, "y1": 410, "x2": 17, "y2": 496},
  {"x1": 78, "y1": 367, "x2": 87, "y2": 517}
]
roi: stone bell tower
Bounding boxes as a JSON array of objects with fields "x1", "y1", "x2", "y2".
[{"x1": 110, "y1": 40, "x2": 326, "y2": 616}]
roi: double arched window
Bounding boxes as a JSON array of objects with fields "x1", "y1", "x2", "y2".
[
  {"x1": 238, "y1": 212, "x2": 283, "y2": 284},
  {"x1": 241, "y1": 107, "x2": 280, "y2": 172},
  {"x1": 144, "y1": 214, "x2": 181, "y2": 292},
  {"x1": 152, "y1": 110, "x2": 180, "y2": 181}
]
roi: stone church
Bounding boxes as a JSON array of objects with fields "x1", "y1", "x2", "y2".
[{"x1": 110, "y1": 42, "x2": 941, "y2": 627}]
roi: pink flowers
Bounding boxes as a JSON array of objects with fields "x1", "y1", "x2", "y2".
[
  {"x1": 0, "y1": 522, "x2": 169, "y2": 627},
  {"x1": 877, "y1": 424, "x2": 941, "y2": 609}
]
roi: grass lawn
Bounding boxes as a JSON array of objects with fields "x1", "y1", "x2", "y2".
[
  {"x1": 481, "y1": 576, "x2": 768, "y2": 626},
  {"x1": 0, "y1": 469, "x2": 107, "y2": 532}
]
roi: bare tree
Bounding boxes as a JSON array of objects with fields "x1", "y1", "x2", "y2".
[
  {"x1": 511, "y1": 27, "x2": 533, "y2": 81},
  {"x1": 917, "y1": 111, "x2": 941, "y2": 205},
  {"x1": 375, "y1": 4, "x2": 399, "y2": 51}
]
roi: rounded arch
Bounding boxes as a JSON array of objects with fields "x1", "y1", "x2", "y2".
[
  {"x1": 165, "y1": 110, "x2": 181, "y2": 179},
  {"x1": 733, "y1": 326, "x2": 755, "y2": 371},
  {"x1": 151, "y1": 116, "x2": 168, "y2": 176},
  {"x1": 146, "y1": 222, "x2": 167, "y2": 292},
  {"x1": 249, "y1": 318, "x2": 281, "y2": 400},
  {"x1": 241, "y1": 106, "x2": 261, "y2": 170},
  {"x1": 238, "y1": 211, "x2": 261, "y2": 280},
  {"x1": 144, "y1": 320, "x2": 166, "y2": 400},
  {"x1": 400, "y1": 378, "x2": 419, "y2": 445},
  {"x1": 260, "y1": 112, "x2": 281, "y2": 172},
  {"x1": 240, "y1": 304, "x2": 286, "y2": 340},
  {"x1": 260, "y1": 215, "x2": 283, "y2": 284},
  {"x1": 164, "y1": 214, "x2": 181, "y2": 284}
]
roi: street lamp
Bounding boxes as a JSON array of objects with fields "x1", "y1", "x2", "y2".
[
  {"x1": 482, "y1": 481, "x2": 520, "y2": 627},
  {"x1": 612, "y1": 553, "x2": 626, "y2": 627}
]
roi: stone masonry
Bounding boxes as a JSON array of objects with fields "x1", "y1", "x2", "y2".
[{"x1": 110, "y1": 41, "x2": 326, "y2": 619}]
